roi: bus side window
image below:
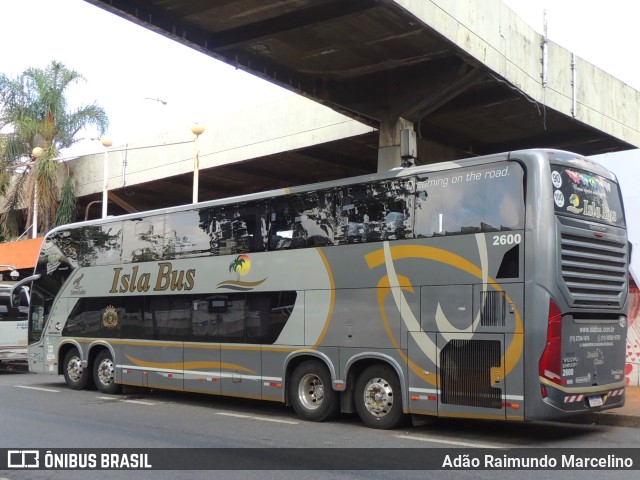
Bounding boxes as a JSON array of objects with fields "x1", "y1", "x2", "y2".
[
  {"x1": 216, "y1": 294, "x2": 246, "y2": 342},
  {"x1": 203, "y1": 203, "x2": 267, "y2": 255},
  {"x1": 246, "y1": 291, "x2": 297, "y2": 344},
  {"x1": 270, "y1": 191, "x2": 334, "y2": 250},
  {"x1": 120, "y1": 297, "x2": 148, "y2": 339},
  {"x1": 150, "y1": 297, "x2": 191, "y2": 341},
  {"x1": 64, "y1": 298, "x2": 106, "y2": 338},
  {"x1": 122, "y1": 217, "x2": 165, "y2": 263},
  {"x1": 246, "y1": 293, "x2": 271, "y2": 341},
  {"x1": 336, "y1": 179, "x2": 413, "y2": 243},
  {"x1": 414, "y1": 163, "x2": 524, "y2": 237},
  {"x1": 164, "y1": 210, "x2": 213, "y2": 259}
]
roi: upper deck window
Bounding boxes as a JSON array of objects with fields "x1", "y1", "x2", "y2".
[{"x1": 414, "y1": 161, "x2": 524, "y2": 237}]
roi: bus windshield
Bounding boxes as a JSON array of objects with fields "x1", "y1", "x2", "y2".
[{"x1": 551, "y1": 165, "x2": 625, "y2": 227}]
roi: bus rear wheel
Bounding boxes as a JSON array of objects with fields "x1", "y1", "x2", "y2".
[
  {"x1": 290, "y1": 360, "x2": 338, "y2": 422},
  {"x1": 93, "y1": 350, "x2": 121, "y2": 395},
  {"x1": 355, "y1": 364, "x2": 406, "y2": 429},
  {"x1": 63, "y1": 348, "x2": 91, "y2": 390}
]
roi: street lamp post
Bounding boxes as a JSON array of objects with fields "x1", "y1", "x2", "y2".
[
  {"x1": 191, "y1": 124, "x2": 205, "y2": 204},
  {"x1": 101, "y1": 136, "x2": 113, "y2": 218},
  {"x1": 31, "y1": 147, "x2": 44, "y2": 239}
]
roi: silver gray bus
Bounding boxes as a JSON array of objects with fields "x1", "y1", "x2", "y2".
[{"x1": 18, "y1": 149, "x2": 628, "y2": 428}]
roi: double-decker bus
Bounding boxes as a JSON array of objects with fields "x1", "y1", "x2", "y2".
[{"x1": 15, "y1": 149, "x2": 628, "y2": 428}]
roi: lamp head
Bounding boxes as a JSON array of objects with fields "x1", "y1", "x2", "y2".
[{"x1": 191, "y1": 124, "x2": 205, "y2": 136}]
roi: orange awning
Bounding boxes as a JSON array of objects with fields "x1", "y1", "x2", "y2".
[{"x1": 0, "y1": 237, "x2": 44, "y2": 271}]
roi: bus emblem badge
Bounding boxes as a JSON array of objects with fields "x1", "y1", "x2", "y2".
[{"x1": 102, "y1": 305, "x2": 119, "y2": 329}]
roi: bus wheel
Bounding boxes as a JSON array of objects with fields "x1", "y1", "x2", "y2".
[
  {"x1": 93, "y1": 350, "x2": 121, "y2": 395},
  {"x1": 290, "y1": 360, "x2": 338, "y2": 422},
  {"x1": 63, "y1": 348, "x2": 91, "y2": 390},
  {"x1": 355, "y1": 365, "x2": 406, "y2": 429}
]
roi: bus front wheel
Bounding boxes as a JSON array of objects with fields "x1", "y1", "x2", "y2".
[
  {"x1": 93, "y1": 350, "x2": 121, "y2": 395},
  {"x1": 290, "y1": 360, "x2": 339, "y2": 422},
  {"x1": 355, "y1": 364, "x2": 406, "y2": 429},
  {"x1": 63, "y1": 348, "x2": 91, "y2": 390}
]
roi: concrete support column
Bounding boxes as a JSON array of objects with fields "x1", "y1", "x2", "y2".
[{"x1": 377, "y1": 116, "x2": 414, "y2": 172}]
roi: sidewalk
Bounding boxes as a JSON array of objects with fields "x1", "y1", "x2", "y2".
[{"x1": 594, "y1": 385, "x2": 640, "y2": 428}]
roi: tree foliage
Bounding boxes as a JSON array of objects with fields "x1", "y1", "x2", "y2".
[{"x1": 0, "y1": 60, "x2": 108, "y2": 238}]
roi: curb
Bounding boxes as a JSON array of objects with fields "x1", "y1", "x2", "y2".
[
  {"x1": 594, "y1": 413, "x2": 640, "y2": 429},
  {"x1": 558, "y1": 411, "x2": 640, "y2": 429}
]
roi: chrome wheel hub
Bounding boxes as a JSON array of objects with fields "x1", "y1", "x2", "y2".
[
  {"x1": 97, "y1": 358, "x2": 115, "y2": 385},
  {"x1": 298, "y1": 373, "x2": 325, "y2": 410},
  {"x1": 66, "y1": 356, "x2": 83, "y2": 382},
  {"x1": 363, "y1": 377, "x2": 394, "y2": 417}
]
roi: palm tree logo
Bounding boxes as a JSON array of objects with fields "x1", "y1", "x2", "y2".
[{"x1": 229, "y1": 254, "x2": 251, "y2": 280}]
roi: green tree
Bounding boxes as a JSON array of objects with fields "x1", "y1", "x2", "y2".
[{"x1": 0, "y1": 60, "x2": 108, "y2": 238}]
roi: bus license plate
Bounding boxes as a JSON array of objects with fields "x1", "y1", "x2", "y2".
[{"x1": 588, "y1": 395, "x2": 604, "y2": 408}]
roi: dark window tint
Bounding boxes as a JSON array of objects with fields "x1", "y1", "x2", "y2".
[
  {"x1": 64, "y1": 298, "x2": 104, "y2": 338},
  {"x1": 414, "y1": 161, "x2": 524, "y2": 237},
  {"x1": 64, "y1": 292, "x2": 297, "y2": 345},
  {"x1": 149, "y1": 296, "x2": 192, "y2": 341},
  {"x1": 121, "y1": 216, "x2": 166, "y2": 263},
  {"x1": 270, "y1": 191, "x2": 335, "y2": 249},
  {"x1": 77, "y1": 223, "x2": 123, "y2": 267},
  {"x1": 336, "y1": 179, "x2": 414, "y2": 244},
  {"x1": 163, "y1": 210, "x2": 213, "y2": 259},
  {"x1": 199, "y1": 203, "x2": 268, "y2": 255},
  {"x1": 119, "y1": 297, "x2": 150, "y2": 339}
]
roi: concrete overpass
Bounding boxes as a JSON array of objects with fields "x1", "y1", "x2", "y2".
[
  {"x1": 71, "y1": 96, "x2": 378, "y2": 215},
  {"x1": 85, "y1": 0, "x2": 639, "y2": 174}
]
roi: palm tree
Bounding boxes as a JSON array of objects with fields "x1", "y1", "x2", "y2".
[{"x1": 0, "y1": 60, "x2": 109, "y2": 238}]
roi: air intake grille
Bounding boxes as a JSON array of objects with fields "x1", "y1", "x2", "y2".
[
  {"x1": 440, "y1": 339, "x2": 502, "y2": 409},
  {"x1": 560, "y1": 232, "x2": 627, "y2": 308},
  {"x1": 480, "y1": 291, "x2": 506, "y2": 327}
]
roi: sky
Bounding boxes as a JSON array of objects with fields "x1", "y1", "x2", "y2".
[
  {"x1": 1, "y1": 0, "x2": 639, "y2": 272},
  {"x1": 0, "y1": 0, "x2": 293, "y2": 155}
]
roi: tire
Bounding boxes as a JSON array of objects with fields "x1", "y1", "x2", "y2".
[
  {"x1": 62, "y1": 348, "x2": 91, "y2": 390},
  {"x1": 290, "y1": 360, "x2": 339, "y2": 422},
  {"x1": 355, "y1": 364, "x2": 406, "y2": 429},
  {"x1": 93, "y1": 350, "x2": 121, "y2": 394}
]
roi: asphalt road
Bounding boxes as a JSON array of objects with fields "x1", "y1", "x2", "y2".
[{"x1": 1, "y1": 365, "x2": 639, "y2": 480}]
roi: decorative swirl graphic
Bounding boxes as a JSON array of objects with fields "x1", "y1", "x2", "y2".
[{"x1": 365, "y1": 240, "x2": 523, "y2": 386}]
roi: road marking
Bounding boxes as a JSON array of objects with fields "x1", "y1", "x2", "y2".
[
  {"x1": 122, "y1": 399, "x2": 156, "y2": 405},
  {"x1": 14, "y1": 385, "x2": 60, "y2": 393},
  {"x1": 216, "y1": 412, "x2": 298, "y2": 425},
  {"x1": 97, "y1": 396, "x2": 156, "y2": 405},
  {"x1": 397, "y1": 434, "x2": 506, "y2": 449},
  {"x1": 216, "y1": 412, "x2": 251, "y2": 419}
]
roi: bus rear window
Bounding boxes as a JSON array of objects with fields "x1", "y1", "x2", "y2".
[{"x1": 551, "y1": 166, "x2": 625, "y2": 227}]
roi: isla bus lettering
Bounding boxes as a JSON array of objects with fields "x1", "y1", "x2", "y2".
[
  {"x1": 582, "y1": 199, "x2": 617, "y2": 223},
  {"x1": 109, "y1": 262, "x2": 195, "y2": 293}
]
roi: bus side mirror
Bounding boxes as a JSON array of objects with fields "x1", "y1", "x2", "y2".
[
  {"x1": 9, "y1": 274, "x2": 40, "y2": 308},
  {"x1": 11, "y1": 291, "x2": 22, "y2": 308}
]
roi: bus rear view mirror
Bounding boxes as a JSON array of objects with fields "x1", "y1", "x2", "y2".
[
  {"x1": 9, "y1": 274, "x2": 40, "y2": 308},
  {"x1": 11, "y1": 291, "x2": 22, "y2": 308}
]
